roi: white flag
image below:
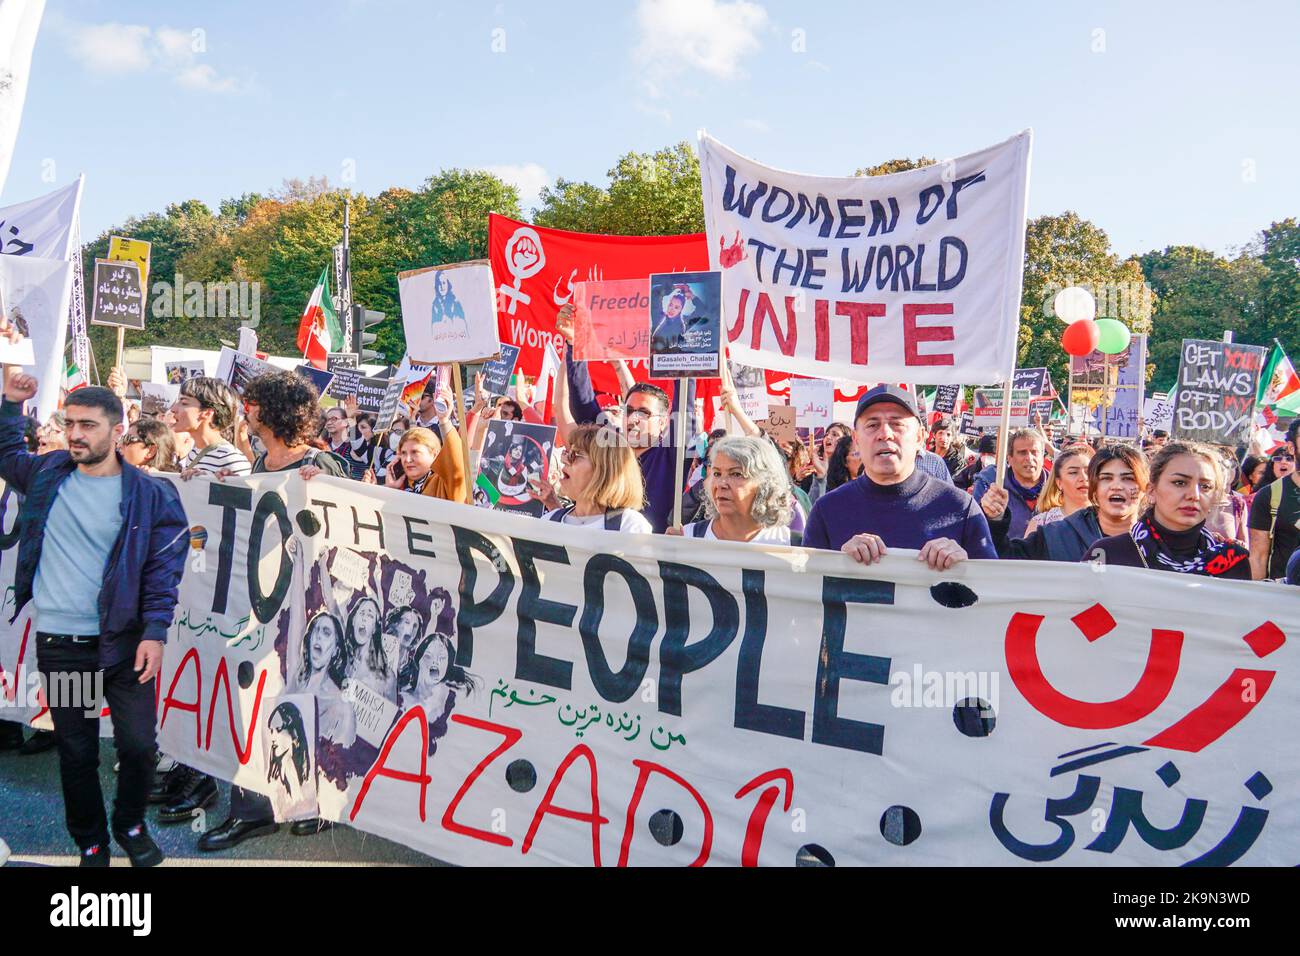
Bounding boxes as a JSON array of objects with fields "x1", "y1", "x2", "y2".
[
  {"x1": 0, "y1": 0, "x2": 45, "y2": 200},
  {"x1": 0, "y1": 177, "x2": 84, "y2": 260},
  {"x1": 0, "y1": 253, "x2": 73, "y2": 419}
]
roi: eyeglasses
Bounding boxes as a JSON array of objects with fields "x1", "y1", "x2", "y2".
[
  {"x1": 624, "y1": 406, "x2": 661, "y2": 421},
  {"x1": 1273, "y1": 453, "x2": 1295, "y2": 462},
  {"x1": 562, "y1": 450, "x2": 587, "y2": 466}
]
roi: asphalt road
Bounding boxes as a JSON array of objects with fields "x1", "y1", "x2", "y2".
[{"x1": 0, "y1": 738, "x2": 446, "y2": 867}]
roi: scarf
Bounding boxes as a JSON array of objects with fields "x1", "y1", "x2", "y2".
[
  {"x1": 1005, "y1": 469, "x2": 1046, "y2": 513},
  {"x1": 409, "y1": 472, "x2": 432, "y2": 495},
  {"x1": 1129, "y1": 510, "x2": 1249, "y2": 577}
]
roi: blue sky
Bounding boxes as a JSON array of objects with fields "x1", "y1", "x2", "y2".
[{"x1": 8, "y1": 0, "x2": 1298, "y2": 259}]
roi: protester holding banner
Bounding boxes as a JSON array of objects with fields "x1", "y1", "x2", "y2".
[
  {"x1": 804, "y1": 386, "x2": 995, "y2": 568},
  {"x1": 173, "y1": 376, "x2": 252, "y2": 478},
  {"x1": 0, "y1": 327, "x2": 188, "y2": 867},
  {"x1": 385, "y1": 411, "x2": 468, "y2": 503},
  {"x1": 1087, "y1": 442, "x2": 1252, "y2": 578},
  {"x1": 198, "y1": 370, "x2": 351, "y2": 853},
  {"x1": 988, "y1": 444, "x2": 1147, "y2": 562},
  {"x1": 1024, "y1": 445, "x2": 1093, "y2": 534},
  {"x1": 669, "y1": 436, "x2": 794, "y2": 545},
  {"x1": 975, "y1": 429, "x2": 1047, "y2": 538},
  {"x1": 539, "y1": 424, "x2": 652, "y2": 533}
]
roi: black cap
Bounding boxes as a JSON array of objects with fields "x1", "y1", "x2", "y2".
[{"x1": 854, "y1": 384, "x2": 923, "y2": 424}]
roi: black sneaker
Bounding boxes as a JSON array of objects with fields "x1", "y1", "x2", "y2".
[
  {"x1": 17, "y1": 729, "x2": 56, "y2": 756},
  {"x1": 112, "y1": 824, "x2": 164, "y2": 868},
  {"x1": 79, "y1": 843, "x2": 111, "y2": 868}
]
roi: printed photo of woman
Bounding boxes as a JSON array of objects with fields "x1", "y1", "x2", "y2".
[
  {"x1": 344, "y1": 595, "x2": 395, "y2": 702},
  {"x1": 397, "y1": 633, "x2": 480, "y2": 756},
  {"x1": 265, "y1": 700, "x2": 316, "y2": 821},
  {"x1": 297, "y1": 611, "x2": 357, "y2": 746}
]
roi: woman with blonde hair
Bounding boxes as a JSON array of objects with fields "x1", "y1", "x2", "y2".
[
  {"x1": 1087, "y1": 441, "x2": 1251, "y2": 578},
  {"x1": 1025, "y1": 445, "x2": 1093, "y2": 534},
  {"x1": 541, "y1": 424, "x2": 652, "y2": 533}
]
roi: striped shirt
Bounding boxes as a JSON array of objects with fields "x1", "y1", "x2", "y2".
[{"x1": 182, "y1": 440, "x2": 252, "y2": 476}]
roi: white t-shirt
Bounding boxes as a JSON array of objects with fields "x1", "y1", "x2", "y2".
[
  {"x1": 543, "y1": 507, "x2": 653, "y2": 534},
  {"x1": 183, "y1": 440, "x2": 252, "y2": 476},
  {"x1": 682, "y1": 519, "x2": 791, "y2": 545}
]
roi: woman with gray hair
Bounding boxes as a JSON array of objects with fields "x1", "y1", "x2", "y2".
[{"x1": 669, "y1": 436, "x2": 794, "y2": 544}]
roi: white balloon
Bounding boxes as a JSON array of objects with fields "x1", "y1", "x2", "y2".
[{"x1": 1053, "y1": 286, "x2": 1096, "y2": 324}]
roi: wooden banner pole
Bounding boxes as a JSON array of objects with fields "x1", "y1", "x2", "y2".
[
  {"x1": 994, "y1": 378, "x2": 1013, "y2": 486},
  {"x1": 449, "y1": 363, "x2": 472, "y2": 503}
]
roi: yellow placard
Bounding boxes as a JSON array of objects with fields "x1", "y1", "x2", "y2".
[{"x1": 108, "y1": 236, "x2": 152, "y2": 293}]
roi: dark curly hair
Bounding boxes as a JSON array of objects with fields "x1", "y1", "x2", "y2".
[
  {"x1": 243, "y1": 370, "x2": 324, "y2": 447},
  {"x1": 826, "y1": 434, "x2": 860, "y2": 491}
]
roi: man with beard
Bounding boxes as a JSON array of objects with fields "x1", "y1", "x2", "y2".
[{"x1": 0, "y1": 342, "x2": 187, "y2": 867}]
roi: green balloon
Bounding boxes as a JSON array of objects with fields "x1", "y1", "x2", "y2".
[{"x1": 1095, "y1": 318, "x2": 1131, "y2": 355}]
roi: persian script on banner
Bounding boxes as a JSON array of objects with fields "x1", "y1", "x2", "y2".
[
  {"x1": 11, "y1": 475, "x2": 1276, "y2": 866},
  {"x1": 698, "y1": 132, "x2": 1032, "y2": 384}
]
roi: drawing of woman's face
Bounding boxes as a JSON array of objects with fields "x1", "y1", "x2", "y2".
[
  {"x1": 353, "y1": 600, "x2": 378, "y2": 645},
  {"x1": 393, "y1": 609, "x2": 419, "y2": 650},
  {"x1": 437, "y1": 274, "x2": 451, "y2": 297},
  {"x1": 430, "y1": 595, "x2": 446, "y2": 618},
  {"x1": 268, "y1": 711, "x2": 291, "y2": 760},
  {"x1": 416, "y1": 640, "x2": 451, "y2": 699},
  {"x1": 309, "y1": 617, "x2": 338, "y2": 673}
]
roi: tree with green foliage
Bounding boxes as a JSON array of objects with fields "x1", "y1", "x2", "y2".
[{"x1": 854, "y1": 157, "x2": 936, "y2": 177}]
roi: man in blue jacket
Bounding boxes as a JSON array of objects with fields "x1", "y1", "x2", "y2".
[
  {"x1": 0, "y1": 366, "x2": 188, "y2": 868},
  {"x1": 974, "y1": 428, "x2": 1047, "y2": 539}
]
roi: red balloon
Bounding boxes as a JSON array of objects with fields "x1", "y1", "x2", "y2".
[{"x1": 1061, "y1": 319, "x2": 1100, "y2": 356}]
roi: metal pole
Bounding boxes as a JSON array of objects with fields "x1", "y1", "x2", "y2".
[{"x1": 341, "y1": 197, "x2": 353, "y2": 344}]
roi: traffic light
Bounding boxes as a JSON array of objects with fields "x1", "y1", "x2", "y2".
[{"x1": 351, "y1": 305, "x2": 385, "y2": 365}]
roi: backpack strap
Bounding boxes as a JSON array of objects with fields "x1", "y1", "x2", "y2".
[
  {"x1": 1266, "y1": 478, "x2": 1286, "y2": 568},
  {"x1": 691, "y1": 520, "x2": 709, "y2": 538}
]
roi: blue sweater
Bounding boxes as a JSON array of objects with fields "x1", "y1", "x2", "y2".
[{"x1": 804, "y1": 469, "x2": 997, "y2": 557}]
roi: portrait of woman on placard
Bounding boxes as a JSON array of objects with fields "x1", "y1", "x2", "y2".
[
  {"x1": 344, "y1": 595, "x2": 395, "y2": 702},
  {"x1": 266, "y1": 701, "x2": 315, "y2": 820},
  {"x1": 382, "y1": 604, "x2": 426, "y2": 680},
  {"x1": 297, "y1": 611, "x2": 357, "y2": 746},
  {"x1": 430, "y1": 270, "x2": 468, "y2": 337},
  {"x1": 398, "y1": 633, "x2": 480, "y2": 756}
]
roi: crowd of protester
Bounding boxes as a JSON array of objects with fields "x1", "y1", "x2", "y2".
[{"x1": 0, "y1": 306, "x2": 1297, "y2": 869}]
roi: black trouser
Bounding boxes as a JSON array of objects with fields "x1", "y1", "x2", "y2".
[
  {"x1": 230, "y1": 785, "x2": 273, "y2": 822},
  {"x1": 36, "y1": 634, "x2": 157, "y2": 850}
]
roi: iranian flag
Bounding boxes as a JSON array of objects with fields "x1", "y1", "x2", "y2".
[
  {"x1": 63, "y1": 361, "x2": 87, "y2": 392},
  {"x1": 1258, "y1": 342, "x2": 1300, "y2": 415},
  {"x1": 296, "y1": 267, "x2": 343, "y2": 368}
]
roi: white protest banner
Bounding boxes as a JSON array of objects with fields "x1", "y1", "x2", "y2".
[
  {"x1": 0, "y1": 0, "x2": 45, "y2": 199},
  {"x1": 398, "y1": 260, "x2": 501, "y2": 365},
  {"x1": 0, "y1": 177, "x2": 83, "y2": 260},
  {"x1": 0, "y1": 253, "x2": 73, "y2": 419},
  {"x1": 789, "y1": 377, "x2": 834, "y2": 427},
  {"x1": 1143, "y1": 393, "x2": 1173, "y2": 433},
  {"x1": 119, "y1": 474, "x2": 1299, "y2": 866},
  {"x1": 698, "y1": 131, "x2": 1030, "y2": 384},
  {"x1": 973, "y1": 387, "x2": 1031, "y2": 427}
]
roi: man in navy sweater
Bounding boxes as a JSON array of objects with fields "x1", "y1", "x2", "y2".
[{"x1": 804, "y1": 385, "x2": 996, "y2": 568}]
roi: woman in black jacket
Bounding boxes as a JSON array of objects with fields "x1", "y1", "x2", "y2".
[
  {"x1": 1086, "y1": 441, "x2": 1252, "y2": 579},
  {"x1": 990, "y1": 443, "x2": 1147, "y2": 562}
]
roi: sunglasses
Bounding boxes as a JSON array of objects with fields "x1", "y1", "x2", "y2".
[
  {"x1": 1273, "y1": 453, "x2": 1295, "y2": 462},
  {"x1": 120, "y1": 435, "x2": 148, "y2": 447}
]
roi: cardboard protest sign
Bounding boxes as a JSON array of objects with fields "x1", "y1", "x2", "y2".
[
  {"x1": 789, "y1": 377, "x2": 833, "y2": 427},
  {"x1": 1171, "y1": 339, "x2": 1267, "y2": 445},
  {"x1": 90, "y1": 258, "x2": 146, "y2": 330},
  {"x1": 475, "y1": 419, "x2": 556, "y2": 516},
  {"x1": 354, "y1": 375, "x2": 390, "y2": 415},
  {"x1": 573, "y1": 278, "x2": 651, "y2": 361},
  {"x1": 374, "y1": 377, "x2": 407, "y2": 432},
  {"x1": 294, "y1": 364, "x2": 336, "y2": 398},
  {"x1": 648, "y1": 270, "x2": 722, "y2": 378},
  {"x1": 398, "y1": 260, "x2": 501, "y2": 364},
  {"x1": 215, "y1": 346, "x2": 278, "y2": 395},
  {"x1": 488, "y1": 213, "x2": 708, "y2": 386},
  {"x1": 325, "y1": 353, "x2": 362, "y2": 400},
  {"x1": 958, "y1": 410, "x2": 981, "y2": 439},
  {"x1": 1143, "y1": 393, "x2": 1174, "y2": 433},
  {"x1": 108, "y1": 235, "x2": 152, "y2": 296},
  {"x1": 933, "y1": 383, "x2": 962, "y2": 415},
  {"x1": 972, "y1": 387, "x2": 1031, "y2": 426},
  {"x1": 104, "y1": 473, "x2": 1300, "y2": 866},
  {"x1": 480, "y1": 343, "x2": 521, "y2": 396},
  {"x1": 759, "y1": 404, "x2": 797, "y2": 443},
  {"x1": 140, "y1": 382, "x2": 179, "y2": 418},
  {"x1": 165, "y1": 360, "x2": 205, "y2": 384},
  {"x1": 1070, "y1": 336, "x2": 1146, "y2": 439},
  {"x1": 699, "y1": 131, "x2": 1031, "y2": 384},
  {"x1": 328, "y1": 352, "x2": 359, "y2": 370}
]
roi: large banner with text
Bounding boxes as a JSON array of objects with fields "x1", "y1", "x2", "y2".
[
  {"x1": 1, "y1": 475, "x2": 1295, "y2": 866},
  {"x1": 698, "y1": 132, "x2": 1031, "y2": 385}
]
